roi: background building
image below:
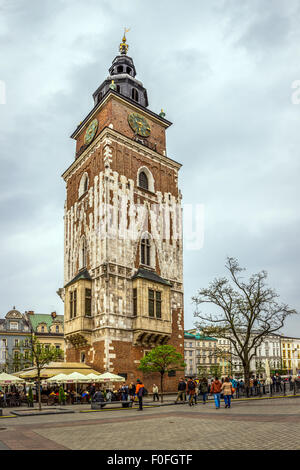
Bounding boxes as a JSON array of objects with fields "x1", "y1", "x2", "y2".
[
  {"x1": 59, "y1": 34, "x2": 184, "y2": 390},
  {"x1": 280, "y1": 336, "x2": 300, "y2": 374},
  {"x1": 25, "y1": 310, "x2": 65, "y2": 357},
  {"x1": 184, "y1": 329, "x2": 218, "y2": 377},
  {"x1": 0, "y1": 308, "x2": 32, "y2": 373}
]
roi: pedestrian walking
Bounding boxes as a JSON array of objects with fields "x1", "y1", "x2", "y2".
[
  {"x1": 221, "y1": 377, "x2": 233, "y2": 408},
  {"x1": 136, "y1": 379, "x2": 145, "y2": 411},
  {"x1": 199, "y1": 377, "x2": 208, "y2": 404},
  {"x1": 175, "y1": 378, "x2": 187, "y2": 403},
  {"x1": 152, "y1": 384, "x2": 159, "y2": 402},
  {"x1": 187, "y1": 378, "x2": 196, "y2": 406},
  {"x1": 210, "y1": 377, "x2": 222, "y2": 409}
]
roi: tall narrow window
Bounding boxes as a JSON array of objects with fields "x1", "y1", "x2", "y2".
[
  {"x1": 148, "y1": 289, "x2": 155, "y2": 317},
  {"x1": 133, "y1": 288, "x2": 137, "y2": 316},
  {"x1": 73, "y1": 289, "x2": 77, "y2": 318},
  {"x1": 70, "y1": 290, "x2": 77, "y2": 319},
  {"x1": 132, "y1": 88, "x2": 139, "y2": 102},
  {"x1": 156, "y1": 291, "x2": 162, "y2": 319},
  {"x1": 70, "y1": 291, "x2": 73, "y2": 319},
  {"x1": 141, "y1": 237, "x2": 150, "y2": 266},
  {"x1": 138, "y1": 171, "x2": 148, "y2": 190},
  {"x1": 80, "y1": 236, "x2": 87, "y2": 269},
  {"x1": 85, "y1": 288, "x2": 92, "y2": 316}
]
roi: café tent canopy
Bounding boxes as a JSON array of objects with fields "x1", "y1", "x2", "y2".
[
  {"x1": 46, "y1": 374, "x2": 71, "y2": 383},
  {"x1": 64, "y1": 372, "x2": 89, "y2": 383},
  {"x1": 85, "y1": 373, "x2": 101, "y2": 381},
  {"x1": 0, "y1": 372, "x2": 25, "y2": 385},
  {"x1": 16, "y1": 362, "x2": 101, "y2": 379},
  {"x1": 96, "y1": 372, "x2": 125, "y2": 382}
]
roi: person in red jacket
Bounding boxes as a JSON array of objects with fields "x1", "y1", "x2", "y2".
[{"x1": 210, "y1": 377, "x2": 222, "y2": 409}]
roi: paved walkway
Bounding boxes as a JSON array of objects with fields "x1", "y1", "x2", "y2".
[{"x1": 0, "y1": 396, "x2": 300, "y2": 450}]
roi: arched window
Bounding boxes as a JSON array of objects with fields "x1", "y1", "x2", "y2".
[
  {"x1": 78, "y1": 173, "x2": 89, "y2": 198},
  {"x1": 141, "y1": 236, "x2": 151, "y2": 266},
  {"x1": 132, "y1": 88, "x2": 139, "y2": 102},
  {"x1": 116, "y1": 85, "x2": 120, "y2": 93},
  {"x1": 56, "y1": 325, "x2": 59, "y2": 333},
  {"x1": 117, "y1": 65, "x2": 123, "y2": 73},
  {"x1": 79, "y1": 236, "x2": 87, "y2": 270},
  {"x1": 138, "y1": 171, "x2": 148, "y2": 190},
  {"x1": 126, "y1": 67, "x2": 131, "y2": 75}
]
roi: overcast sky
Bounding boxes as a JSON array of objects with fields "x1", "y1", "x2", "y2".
[{"x1": 0, "y1": 0, "x2": 300, "y2": 336}]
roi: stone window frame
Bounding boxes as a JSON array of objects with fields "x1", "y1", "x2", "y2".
[
  {"x1": 137, "y1": 166, "x2": 155, "y2": 193},
  {"x1": 78, "y1": 172, "x2": 89, "y2": 199},
  {"x1": 140, "y1": 231, "x2": 155, "y2": 269},
  {"x1": 79, "y1": 235, "x2": 88, "y2": 270}
]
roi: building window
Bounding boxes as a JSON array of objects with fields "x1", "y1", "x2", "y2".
[
  {"x1": 148, "y1": 289, "x2": 155, "y2": 317},
  {"x1": 156, "y1": 291, "x2": 162, "y2": 319},
  {"x1": 55, "y1": 325, "x2": 59, "y2": 333},
  {"x1": 117, "y1": 65, "x2": 123, "y2": 73},
  {"x1": 80, "y1": 352, "x2": 86, "y2": 363},
  {"x1": 14, "y1": 339, "x2": 19, "y2": 347},
  {"x1": 41, "y1": 326, "x2": 45, "y2": 333},
  {"x1": 138, "y1": 171, "x2": 148, "y2": 190},
  {"x1": 148, "y1": 290, "x2": 162, "y2": 319},
  {"x1": 78, "y1": 173, "x2": 89, "y2": 198},
  {"x1": 116, "y1": 85, "x2": 120, "y2": 93},
  {"x1": 79, "y1": 236, "x2": 87, "y2": 270},
  {"x1": 141, "y1": 237, "x2": 151, "y2": 266},
  {"x1": 70, "y1": 290, "x2": 77, "y2": 319},
  {"x1": 10, "y1": 322, "x2": 18, "y2": 330},
  {"x1": 132, "y1": 88, "x2": 139, "y2": 102},
  {"x1": 85, "y1": 288, "x2": 92, "y2": 316},
  {"x1": 133, "y1": 288, "x2": 137, "y2": 316}
]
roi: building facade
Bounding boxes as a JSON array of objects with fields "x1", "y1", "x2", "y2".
[
  {"x1": 25, "y1": 310, "x2": 65, "y2": 356},
  {"x1": 0, "y1": 308, "x2": 32, "y2": 373},
  {"x1": 280, "y1": 336, "x2": 300, "y2": 374},
  {"x1": 59, "y1": 34, "x2": 184, "y2": 390},
  {"x1": 184, "y1": 330, "x2": 218, "y2": 377}
]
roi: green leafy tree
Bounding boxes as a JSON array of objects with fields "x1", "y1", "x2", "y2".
[
  {"x1": 138, "y1": 345, "x2": 185, "y2": 402},
  {"x1": 209, "y1": 365, "x2": 223, "y2": 379},
  {"x1": 27, "y1": 334, "x2": 63, "y2": 411},
  {"x1": 59, "y1": 386, "x2": 66, "y2": 405},
  {"x1": 193, "y1": 257, "x2": 298, "y2": 389}
]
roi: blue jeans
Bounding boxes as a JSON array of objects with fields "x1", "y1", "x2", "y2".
[
  {"x1": 202, "y1": 392, "x2": 207, "y2": 403},
  {"x1": 214, "y1": 393, "x2": 221, "y2": 408},
  {"x1": 224, "y1": 395, "x2": 231, "y2": 407}
]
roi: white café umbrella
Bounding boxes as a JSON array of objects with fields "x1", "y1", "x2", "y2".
[
  {"x1": 46, "y1": 374, "x2": 71, "y2": 384},
  {"x1": 0, "y1": 372, "x2": 25, "y2": 386},
  {"x1": 96, "y1": 372, "x2": 125, "y2": 383},
  {"x1": 85, "y1": 373, "x2": 101, "y2": 382}
]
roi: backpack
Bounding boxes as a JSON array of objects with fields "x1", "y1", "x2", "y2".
[{"x1": 142, "y1": 387, "x2": 148, "y2": 396}]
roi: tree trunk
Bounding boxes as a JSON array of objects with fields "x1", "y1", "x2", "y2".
[
  {"x1": 243, "y1": 362, "x2": 251, "y2": 397},
  {"x1": 160, "y1": 373, "x2": 164, "y2": 403},
  {"x1": 37, "y1": 373, "x2": 42, "y2": 411}
]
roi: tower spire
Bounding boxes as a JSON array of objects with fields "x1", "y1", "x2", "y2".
[{"x1": 119, "y1": 27, "x2": 130, "y2": 55}]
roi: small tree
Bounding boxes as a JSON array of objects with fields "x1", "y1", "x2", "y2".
[
  {"x1": 28, "y1": 385, "x2": 34, "y2": 407},
  {"x1": 59, "y1": 386, "x2": 66, "y2": 405},
  {"x1": 193, "y1": 257, "x2": 298, "y2": 390},
  {"x1": 27, "y1": 334, "x2": 63, "y2": 411},
  {"x1": 138, "y1": 345, "x2": 185, "y2": 402}
]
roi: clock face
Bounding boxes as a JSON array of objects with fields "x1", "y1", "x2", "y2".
[
  {"x1": 84, "y1": 119, "x2": 98, "y2": 145},
  {"x1": 128, "y1": 113, "x2": 151, "y2": 137}
]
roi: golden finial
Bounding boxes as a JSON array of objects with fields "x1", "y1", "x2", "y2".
[{"x1": 119, "y1": 27, "x2": 130, "y2": 55}]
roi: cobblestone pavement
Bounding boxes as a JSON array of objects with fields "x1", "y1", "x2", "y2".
[{"x1": 0, "y1": 397, "x2": 300, "y2": 450}]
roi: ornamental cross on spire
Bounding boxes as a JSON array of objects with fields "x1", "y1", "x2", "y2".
[{"x1": 119, "y1": 27, "x2": 130, "y2": 55}]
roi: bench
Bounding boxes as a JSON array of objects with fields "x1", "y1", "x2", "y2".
[{"x1": 91, "y1": 400, "x2": 133, "y2": 410}]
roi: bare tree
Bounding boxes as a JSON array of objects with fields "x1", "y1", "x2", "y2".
[{"x1": 193, "y1": 257, "x2": 298, "y2": 389}]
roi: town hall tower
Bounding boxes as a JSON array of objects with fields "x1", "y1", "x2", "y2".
[{"x1": 61, "y1": 33, "x2": 184, "y2": 389}]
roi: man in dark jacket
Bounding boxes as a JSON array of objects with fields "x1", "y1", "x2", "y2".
[
  {"x1": 136, "y1": 379, "x2": 145, "y2": 411},
  {"x1": 175, "y1": 378, "x2": 187, "y2": 403}
]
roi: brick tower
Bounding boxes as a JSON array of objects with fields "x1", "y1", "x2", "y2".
[{"x1": 60, "y1": 32, "x2": 184, "y2": 390}]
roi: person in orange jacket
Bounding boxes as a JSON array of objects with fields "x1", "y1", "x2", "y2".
[{"x1": 135, "y1": 379, "x2": 145, "y2": 411}]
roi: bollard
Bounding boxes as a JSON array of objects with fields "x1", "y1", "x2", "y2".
[{"x1": 0, "y1": 409, "x2": 2, "y2": 416}]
